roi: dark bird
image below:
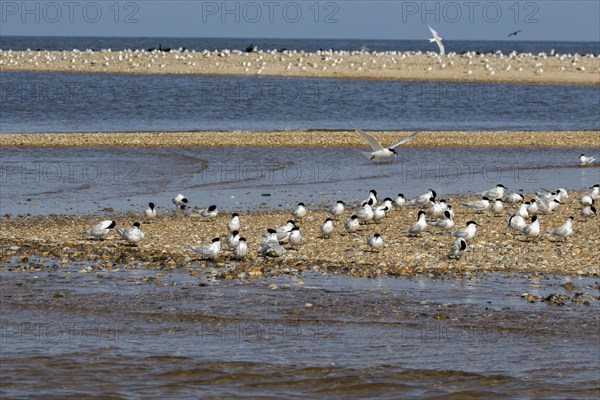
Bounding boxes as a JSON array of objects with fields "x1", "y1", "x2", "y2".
[
  {"x1": 245, "y1": 43, "x2": 256, "y2": 53},
  {"x1": 507, "y1": 30, "x2": 523, "y2": 38}
]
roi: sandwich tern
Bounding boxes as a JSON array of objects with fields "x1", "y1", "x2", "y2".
[
  {"x1": 356, "y1": 201, "x2": 375, "y2": 223},
  {"x1": 394, "y1": 194, "x2": 406, "y2": 208},
  {"x1": 407, "y1": 211, "x2": 428, "y2": 235},
  {"x1": 345, "y1": 215, "x2": 361, "y2": 233},
  {"x1": 115, "y1": 222, "x2": 145, "y2": 244},
  {"x1": 546, "y1": 217, "x2": 574, "y2": 241},
  {"x1": 491, "y1": 199, "x2": 504, "y2": 215},
  {"x1": 522, "y1": 216, "x2": 540, "y2": 240},
  {"x1": 321, "y1": 218, "x2": 334, "y2": 238},
  {"x1": 504, "y1": 192, "x2": 524, "y2": 204},
  {"x1": 199, "y1": 205, "x2": 218, "y2": 218},
  {"x1": 428, "y1": 25, "x2": 445, "y2": 56},
  {"x1": 512, "y1": 202, "x2": 530, "y2": 219},
  {"x1": 328, "y1": 201, "x2": 345, "y2": 219},
  {"x1": 233, "y1": 237, "x2": 249, "y2": 260},
  {"x1": 226, "y1": 230, "x2": 240, "y2": 250},
  {"x1": 349, "y1": 124, "x2": 421, "y2": 161},
  {"x1": 461, "y1": 197, "x2": 490, "y2": 213},
  {"x1": 579, "y1": 154, "x2": 597, "y2": 165},
  {"x1": 427, "y1": 210, "x2": 455, "y2": 230},
  {"x1": 448, "y1": 237, "x2": 467, "y2": 259},
  {"x1": 367, "y1": 233, "x2": 384, "y2": 252},
  {"x1": 373, "y1": 205, "x2": 389, "y2": 222},
  {"x1": 450, "y1": 221, "x2": 478, "y2": 241},
  {"x1": 82, "y1": 220, "x2": 116, "y2": 240},
  {"x1": 292, "y1": 202, "x2": 307, "y2": 220},
  {"x1": 288, "y1": 226, "x2": 303, "y2": 248},
  {"x1": 409, "y1": 189, "x2": 437, "y2": 208},
  {"x1": 426, "y1": 198, "x2": 443, "y2": 219},
  {"x1": 187, "y1": 238, "x2": 221, "y2": 258},
  {"x1": 580, "y1": 205, "x2": 596, "y2": 219},
  {"x1": 227, "y1": 213, "x2": 240, "y2": 232},
  {"x1": 145, "y1": 202, "x2": 157, "y2": 219},
  {"x1": 172, "y1": 193, "x2": 189, "y2": 209},
  {"x1": 508, "y1": 215, "x2": 526, "y2": 231},
  {"x1": 482, "y1": 184, "x2": 507, "y2": 200}
]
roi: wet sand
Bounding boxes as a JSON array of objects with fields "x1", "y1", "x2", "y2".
[
  {"x1": 1, "y1": 49, "x2": 599, "y2": 85},
  {"x1": 2, "y1": 130, "x2": 600, "y2": 148},
  {"x1": 2, "y1": 192, "x2": 598, "y2": 278}
]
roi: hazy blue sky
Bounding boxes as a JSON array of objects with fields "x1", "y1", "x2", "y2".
[{"x1": 1, "y1": 1, "x2": 599, "y2": 41}]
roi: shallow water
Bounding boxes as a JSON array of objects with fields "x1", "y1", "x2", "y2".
[
  {"x1": 1, "y1": 146, "x2": 598, "y2": 215},
  {"x1": 1, "y1": 72, "x2": 599, "y2": 132},
  {"x1": 1, "y1": 267, "x2": 599, "y2": 399}
]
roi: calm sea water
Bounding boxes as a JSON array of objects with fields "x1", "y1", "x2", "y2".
[
  {"x1": 1, "y1": 71, "x2": 599, "y2": 133},
  {"x1": 2, "y1": 36, "x2": 599, "y2": 55},
  {"x1": 1, "y1": 146, "x2": 598, "y2": 216},
  {"x1": 1, "y1": 268, "x2": 599, "y2": 399}
]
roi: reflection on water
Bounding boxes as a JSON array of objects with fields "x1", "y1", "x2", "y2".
[
  {"x1": 1, "y1": 268, "x2": 599, "y2": 399},
  {"x1": 1, "y1": 146, "x2": 598, "y2": 215}
]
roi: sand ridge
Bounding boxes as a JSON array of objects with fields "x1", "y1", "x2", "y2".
[
  {"x1": 1, "y1": 130, "x2": 600, "y2": 148},
  {"x1": 1, "y1": 192, "x2": 598, "y2": 278},
  {"x1": 1, "y1": 49, "x2": 599, "y2": 85}
]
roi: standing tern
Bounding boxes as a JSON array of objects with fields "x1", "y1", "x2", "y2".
[
  {"x1": 233, "y1": 238, "x2": 249, "y2": 260},
  {"x1": 491, "y1": 199, "x2": 504, "y2": 215},
  {"x1": 409, "y1": 189, "x2": 437, "y2": 208},
  {"x1": 428, "y1": 25, "x2": 445, "y2": 56},
  {"x1": 292, "y1": 203, "x2": 307, "y2": 220},
  {"x1": 321, "y1": 218, "x2": 334, "y2": 238},
  {"x1": 172, "y1": 193, "x2": 189, "y2": 209},
  {"x1": 482, "y1": 184, "x2": 507, "y2": 200},
  {"x1": 115, "y1": 222, "x2": 145, "y2": 244},
  {"x1": 367, "y1": 233, "x2": 384, "y2": 252},
  {"x1": 427, "y1": 210, "x2": 455, "y2": 230},
  {"x1": 394, "y1": 194, "x2": 406, "y2": 208},
  {"x1": 522, "y1": 216, "x2": 540, "y2": 240},
  {"x1": 82, "y1": 220, "x2": 116, "y2": 240},
  {"x1": 145, "y1": 202, "x2": 157, "y2": 219},
  {"x1": 345, "y1": 215, "x2": 361, "y2": 233},
  {"x1": 187, "y1": 238, "x2": 221, "y2": 258},
  {"x1": 407, "y1": 211, "x2": 427, "y2": 235},
  {"x1": 508, "y1": 215, "x2": 526, "y2": 231},
  {"x1": 328, "y1": 201, "x2": 345, "y2": 219},
  {"x1": 226, "y1": 230, "x2": 240, "y2": 250},
  {"x1": 227, "y1": 213, "x2": 240, "y2": 232},
  {"x1": 580, "y1": 205, "x2": 596, "y2": 219},
  {"x1": 461, "y1": 197, "x2": 490, "y2": 213},
  {"x1": 426, "y1": 198, "x2": 443, "y2": 219},
  {"x1": 450, "y1": 221, "x2": 478, "y2": 241},
  {"x1": 448, "y1": 237, "x2": 467, "y2": 259},
  {"x1": 504, "y1": 192, "x2": 524, "y2": 204},
  {"x1": 546, "y1": 217, "x2": 574, "y2": 241},
  {"x1": 288, "y1": 226, "x2": 303, "y2": 249},
  {"x1": 348, "y1": 123, "x2": 421, "y2": 161},
  {"x1": 199, "y1": 205, "x2": 218, "y2": 218}
]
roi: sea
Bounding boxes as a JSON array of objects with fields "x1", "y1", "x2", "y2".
[{"x1": 1, "y1": 37, "x2": 599, "y2": 399}]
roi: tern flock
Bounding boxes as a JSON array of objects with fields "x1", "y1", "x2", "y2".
[{"x1": 82, "y1": 183, "x2": 599, "y2": 262}]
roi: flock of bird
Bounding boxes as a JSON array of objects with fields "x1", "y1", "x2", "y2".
[
  {"x1": 2, "y1": 30, "x2": 597, "y2": 78},
  {"x1": 81, "y1": 183, "x2": 598, "y2": 262}
]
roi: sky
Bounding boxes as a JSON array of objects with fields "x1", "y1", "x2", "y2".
[{"x1": 1, "y1": 0, "x2": 599, "y2": 41}]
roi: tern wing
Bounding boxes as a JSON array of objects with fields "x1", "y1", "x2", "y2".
[
  {"x1": 437, "y1": 40, "x2": 445, "y2": 56},
  {"x1": 348, "y1": 123, "x2": 385, "y2": 151},
  {"x1": 428, "y1": 25, "x2": 437, "y2": 37},
  {"x1": 388, "y1": 131, "x2": 422, "y2": 149}
]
